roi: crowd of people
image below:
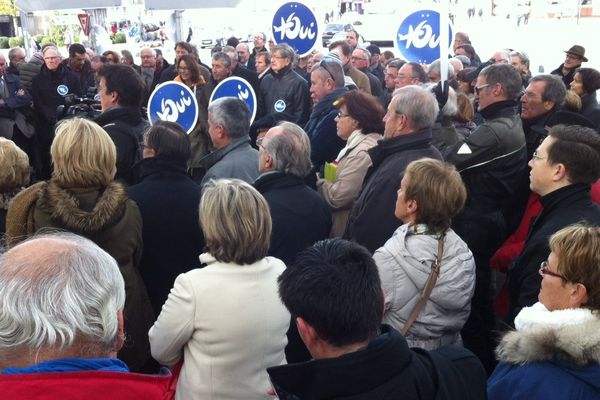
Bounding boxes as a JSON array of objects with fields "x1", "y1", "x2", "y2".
[{"x1": 0, "y1": 27, "x2": 599, "y2": 400}]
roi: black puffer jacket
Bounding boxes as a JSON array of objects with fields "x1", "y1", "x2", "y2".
[{"x1": 259, "y1": 64, "x2": 310, "y2": 126}]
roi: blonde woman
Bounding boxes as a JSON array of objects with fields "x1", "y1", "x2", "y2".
[
  {"x1": 6, "y1": 117, "x2": 154, "y2": 372},
  {"x1": 149, "y1": 179, "x2": 290, "y2": 400},
  {"x1": 0, "y1": 138, "x2": 29, "y2": 235}
]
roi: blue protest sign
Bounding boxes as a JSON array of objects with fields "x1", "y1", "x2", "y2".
[
  {"x1": 147, "y1": 81, "x2": 199, "y2": 134},
  {"x1": 209, "y1": 76, "x2": 257, "y2": 124},
  {"x1": 395, "y1": 10, "x2": 454, "y2": 64},
  {"x1": 272, "y1": 2, "x2": 319, "y2": 57}
]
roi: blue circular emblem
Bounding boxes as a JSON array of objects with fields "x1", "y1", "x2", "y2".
[
  {"x1": 209, "y1": 77, "x2": 257, "y2": 124},
  {"x1": 57, "y1": 85, "x2": 69, "y2": 96},
  {"x1": 272, "y1": 2, "x2": 319, "y2": 57},
  {"x1": 147, "y1": 81, "x2": 199, "y2": 134},
  {"x1": 395, "y1": 10, "x2": 454, "y2": 64},
  {"x1": 274, "y1": 100, "x2": 286, "y2": 113}
]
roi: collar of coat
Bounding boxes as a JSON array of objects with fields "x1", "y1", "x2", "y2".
[
  {"x1": 496, "y1": 303, "x2": 600, "y2": 366},
  {"x1": 37, "y1": 180, "x2": 128, "y2": 234}
]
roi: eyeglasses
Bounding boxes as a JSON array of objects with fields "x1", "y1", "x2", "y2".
[
  {"x1": 539, "y1": 261, "x2": 568, "y2": 281},
  {"x1": 272, "y1": 55, "x2": 287, "y2": 60},
  {"x1": 531, "y1": 150, "x2": 546, "y2": 162},
  {"x1": 337, "y1": 112, "x2": 351, "y2": 119},
  {"x1": 351, "y1": 56, "x2": 367, "y2": 61},
  {"x1": 319, "y1": 60, "x2": 335, "y2": 81},
  {"x1": 474, "y1": 84, "x2": 490, "y2": 95},
  {"x1": 566, "y1": 54, "x2": 582, "y2": 60}
]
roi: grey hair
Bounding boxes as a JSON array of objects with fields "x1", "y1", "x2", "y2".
[
  {"x1": 0, "y1": 232, "x2": 125, "y2": 355},
  {"x1": 42, "y1": 45, "x2": 59, "y2": 56},
  {"x1": 479, "y1": 63, "x2": 522, "y2": 101},
  {"x1": 222, "y1": 45, "x2": 238, "y2": 62},
  {"x1": 424, "y1": 82, "x2": 458, "y2": 117},
  {"x1": 8, "y1": 47, "x2": 23, "y2": 63},
  {"x1": 355, "y1": 46, "x2": 371, "y2": 60},
  {"x1": 312, "y1": 59, "x2": 345, "y2": 88},
  {"x1": 264, "y1": 122, "x2": 312, "y2": 178},
  {"x1": 530, "y1": 74, "x2": 566, "y2": 108},
  {"x1": 510, "y1": 50, "x2": 530, "y2": 68},
  {"x1": 272, "y1": 43, "x2": 296, "y2": 63},
  {"x1": 392, "y1": 85, "x2": 439, "y2": 130},
  {"x1": 428, "y1": 59, "x2": 456, "y2": 80},
  {"x1": 208, "y1": 97, "x2": 250, "y2": 139},
  {"x1": 212, "y1": 51, "x2": 232, "y2": 68},
  {"x1": 140, "y1": 47, "x2": 156, "y2": 57}
]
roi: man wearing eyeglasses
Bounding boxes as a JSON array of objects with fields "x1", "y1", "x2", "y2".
[
  {"x1": 550, "y1": 44, "x2": 587, "y2": 87},
  {"x1": 351, "y1": 47, "x2": 383, "y2": 105},
  {"x1": 31, "y1": 45, "x2": 82, "y2": 179},
  {"x1": 442, "y1": 63, "x2": 528, "y2": 373},
  {"x1": 506, "y1": 124, "x2": 600, "y2": 327}
]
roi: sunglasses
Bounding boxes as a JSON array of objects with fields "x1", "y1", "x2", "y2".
[
  {"x1": 319, "y1": 60, "x2": 336, "y2": 81},
  {"x1": 474, "y1": 84, "x2": 490, "y2": 95},
  {"x1": 539, "y1": 261, "x2": 568, "y2": 281}
]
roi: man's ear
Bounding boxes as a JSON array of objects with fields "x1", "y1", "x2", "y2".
[
  {"x1": 113, "y1": 309, "x2": 125, "y2": 355},
  {"x1": 552, "y1": 162, "x2": 568, "y2": 183},
  {"x1": 296, "y1": 317, "x2": 318, "y2": 348}
]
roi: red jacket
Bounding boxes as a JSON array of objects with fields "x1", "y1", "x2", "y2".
[{"x1": 0, "y1": 370, "x2": 177, "y2": 400}]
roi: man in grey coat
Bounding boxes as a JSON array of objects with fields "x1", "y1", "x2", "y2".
[{"x1": 197, "y1": 97, "x2": 259, "y2": 186}]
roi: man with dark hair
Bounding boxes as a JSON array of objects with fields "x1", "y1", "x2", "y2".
[
  {"x1": 95, "y1": 64, "x2": 148, "y2": 184},
  {"x1": 520, "y1": 74, "x2": 566, "y2": 159},
  {"x1": 366, "y1": 44, "x2": 384, "y2": 85},
  {"x1": 345, "y1": 29, "x2": 360, "y2": 49},
  {"x1": 329, "y1": 40, "x2": 371, "y2": 94},
  {"x1": 197, "y1": 97, "x2": 259, "y2": 185},
  {"x1": 63, "y1": 43, "x2": 95, "y2": 94},
  {"x1": 455, "y1": 44, "x2": 481, "y2": 68},
  {"x1": 443, "y1": 63, "x2": 528, "y2": 373},
  {"x1": 396, "y1": 62, "x2": 428, "y2": 88},
  {"x1": 248, "y1": 31, "x2": 267, "y2": 71},
  {"x1": 267, "y1": 238, "x2": 487, "y2": 399},
  {"x1": 128, "y1": 121, "x2": 204, "y2": 315},
  {"x1": 506, "y1": 125, "x2": 600, "y2": 324}
]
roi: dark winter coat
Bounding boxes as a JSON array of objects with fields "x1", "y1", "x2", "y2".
[
  {"x1": 127, "y1": 156, "x2": 204, "y2": 315},
  {"x1": 95, "y1": 106, "x2": 149, "y2": 185},
  {"x1": 344, "y1": 129, "x2": 443, "y2": 253},
  {"x1": 579, "y1": 92, "x2": 600, "y2": 131},
  {"x1": 31, "y1": 64, "x2": 82, "y2": 125},
  {"x1": 304, "y1": 87, "x2": 348, "y2": 170},
  {"x1": 254, "y1": 171, "x2": 331, "y2": 266},
  {"x1": 7, "y1": 180, "x2": 155, "y2": 372},
  {"x1": 267, "y1": 325, "x2": 487, "y2": 400},
  {"x1": 506, "y1": 184, "x2": 600, "y2": 324},
  {"x1": 259, "y1": 65, "x2": 310, "y2": 127}
]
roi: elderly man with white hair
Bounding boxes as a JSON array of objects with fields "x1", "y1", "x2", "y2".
[{"x1": 0, "y1": 233, "x2": 176, "y2": 398}]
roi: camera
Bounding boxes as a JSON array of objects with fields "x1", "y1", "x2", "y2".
[{"x1": 56, "y1": 90, "x2": 102, "y2": 121}]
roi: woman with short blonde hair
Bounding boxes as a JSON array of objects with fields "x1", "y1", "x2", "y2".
[
  {"x1": 6, "y1": 117, "x2": 154, "y2": 372},
  {"x1": 374, "y1": 158, "x2": 475, "y2": 350},
  {"x1": 150, "y1": 178, "x2": 290, "y2": 400},
  {"x1": 0, "y1": 138, "x2": 30, "y2": 235},
  {"x1": 51, "y1": 118, "x2": 117, "y2": 187},
  {"x1": 489, "y1": 224, "x2": 600, "y2": 399}
]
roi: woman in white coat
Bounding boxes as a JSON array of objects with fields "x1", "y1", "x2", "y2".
[
  {"x1": 373, "y1": 158, "x2": 476, "y2": 350},
  {"x1": 149, "y1": 179, "x2": 290, "y2": 400}
]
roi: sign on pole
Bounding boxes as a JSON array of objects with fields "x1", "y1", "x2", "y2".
[
  {"x1": 209, "y1": 76, "x2": 257, "y2": 124},
  {"x1": 272, "y1": 2, "x2": 319, "y2": 57},
  {"x1": 395, "y1": 10, "x2": 454, "y2": 65},
  {"x1": 147, "y1": 81, "x2": 199, "y2": 134},
  {"x1": 78, "y1": 13, "x2": 91, "y2": 36}
]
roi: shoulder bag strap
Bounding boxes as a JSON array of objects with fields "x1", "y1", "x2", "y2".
[{"x1": 401, "y1": 232, "x2": 446, "y2": 336}]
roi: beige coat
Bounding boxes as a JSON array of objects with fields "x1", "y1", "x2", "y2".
[
  {"x1": 317, "y1": 132, "x2": 381, "y2": 237},
  {"x1": 149, "y1": 253, "x2": 290, "y2": 400}
]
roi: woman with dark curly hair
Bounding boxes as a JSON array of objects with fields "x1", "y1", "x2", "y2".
[
  {"x1": 316, "y1": 90, "x2": 383, "y2": 237},
  {"x1": 570, "y1": 67, "x2": 600, "y2": 130}
]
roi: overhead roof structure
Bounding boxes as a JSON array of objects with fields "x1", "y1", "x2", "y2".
[
  {"x1": 15, "y1": 0, "x2": 122, "y2": 11},
  {"x1": 144, "y1": 0, "x2": 242, "y2": 9}
]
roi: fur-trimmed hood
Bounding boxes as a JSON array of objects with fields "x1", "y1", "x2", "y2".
[
  {"x1": 37, "y1": 181, "x2": 128, "y2": 234},
  {"x1": 496, "y1": 303, "x2": 600, "y2": 366}
]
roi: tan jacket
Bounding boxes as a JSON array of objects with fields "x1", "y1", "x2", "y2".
[{"x1": 317, "y1": 132, "x2": 381, "y2": 237}]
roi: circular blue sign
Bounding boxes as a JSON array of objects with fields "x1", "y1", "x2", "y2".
[
  {"x1": 395, "y1": 10, "x2": 454, "y2": 64},
  {"x1": 209, "y1": 77, "x2": 257, "y2": 124},
  {"x1": 272, "y1": 2, "x2": 319, "y2": 57},
  {"x1": 274, "y1": 100, "x2": 286, "y2": 112},
  {"x1": 57, "y1": 84, "x2": 69, "y2": 96},
  {"x1": 147, "y1": 81, "x2": 199, "y2": 134}
]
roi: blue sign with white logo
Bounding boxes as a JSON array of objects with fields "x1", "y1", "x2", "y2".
[
  {"x1": 147, "y1": 81, "x2": 199, "y2": 134},
  {"x1": 395, "y1": 10, "x2": 454, "y2": 64},
  {"x1": 57, "y1": 84, "x2": 69, "y2": 96},
  {"x1": 209, "y1": 77, "x2": 257, "y2": 124},
  {"x1": 272, "y1": 2, "x2": 319, "y2": 57}
]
